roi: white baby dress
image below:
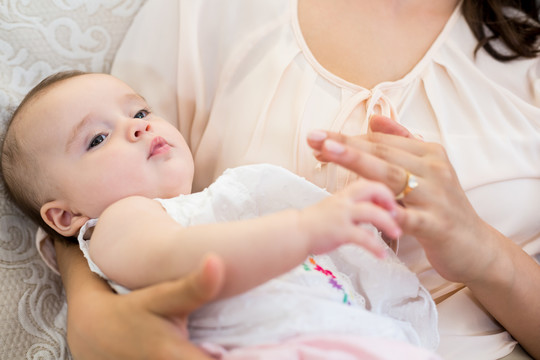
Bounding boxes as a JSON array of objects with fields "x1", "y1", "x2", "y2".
[{"x1": 76, "y1": 164, "x2": 439, "y2": 351}]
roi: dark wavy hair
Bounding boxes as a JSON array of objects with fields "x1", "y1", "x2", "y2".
[{"x1": 463, "y1": 0, "x2": 540, "y2": 60}]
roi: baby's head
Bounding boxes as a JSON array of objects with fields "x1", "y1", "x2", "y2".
[{"x1": 1, "y1": 71, "x2": 194, "y2": 241}]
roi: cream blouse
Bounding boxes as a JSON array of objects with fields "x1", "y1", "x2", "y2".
[{"x1": 109, "y1": 0, "x2": 540, "y2": 358}]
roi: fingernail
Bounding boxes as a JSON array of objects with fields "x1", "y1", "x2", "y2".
[
  {"x1": 312, "y1": 149, "x2": 321, "y2": 157},
  {"x1": 324, "y1": 139, "x2": 345, "y2": 154},
  {"x1": 308, "y1": 130, "x2": 327, "y2": 141}
]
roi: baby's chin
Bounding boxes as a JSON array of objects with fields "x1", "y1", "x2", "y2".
[
  {"x1": 158, "y1": 175, "x2": 194, "y2": 198},
  {"x1": 159, "y1": 185, "x2": 192, "y2": 199}
]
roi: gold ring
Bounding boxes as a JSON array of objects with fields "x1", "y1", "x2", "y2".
[{"x1": 396, "y1": 171, "x2": 419, "y2": 200}]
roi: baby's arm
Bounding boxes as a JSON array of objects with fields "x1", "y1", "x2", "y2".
[{"x1": 89, "y1": 179, "x2": 401, "y2": 299}]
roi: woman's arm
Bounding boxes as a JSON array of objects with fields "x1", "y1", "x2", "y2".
[
  {"x1": 90, "y1": 180, "x2": 401, "y2": 299},
  {"x1": 307, "y1": 115, "x2": 540, "y2": 358},
  {"x1": 56, "y1": 240, "x2": 223, "y2": 360}
]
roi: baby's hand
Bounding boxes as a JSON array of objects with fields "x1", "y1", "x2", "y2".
[{"x1": 299, "y1": 179, "x2": 401, "y2": 258}]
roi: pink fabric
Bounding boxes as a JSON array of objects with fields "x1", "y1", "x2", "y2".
[{"x1": 201, "y1": 334, "x2": 442, "y2": 360}]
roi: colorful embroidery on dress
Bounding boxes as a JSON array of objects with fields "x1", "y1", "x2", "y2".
[{"x1": 303, "y1": 256, "x2": 351, "y2": 305}]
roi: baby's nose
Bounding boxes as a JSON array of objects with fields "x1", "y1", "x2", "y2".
[{"x1": 130, "y1": 121, "x2": 151, "y2": 140}]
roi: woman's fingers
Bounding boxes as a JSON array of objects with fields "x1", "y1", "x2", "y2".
[
  {"x1": 116, "y1": 254, "x2": 225, "y2": 360},
  {"x1": 57, "y1": 242, "x2": 220, "y2": 360},
  {"x1": 307, "y1": 127, "x2": 440, "y2": 198},
  {"x1": 368, "y1": 114, "x2": 416, "y2": 138},
  {"x1": 308, "y1": 126, "x2": 426, "y2": 158},
  {"x1": 308, "y1": 134, "x2": 412, "y2": 196},
  {"x1": 141, "y1": 254, "x2": 225, "y2": 318}
]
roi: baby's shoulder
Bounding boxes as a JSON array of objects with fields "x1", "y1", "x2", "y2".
[
  {"x1": 102, "y1": 196, "x2": 163, "y2": 219},
  {"x1": 90, "y1": 196, "x2": 172, "y2": 258},
  {"x1": 95, "y1": 196, "x2": 167, "y2": 238}
]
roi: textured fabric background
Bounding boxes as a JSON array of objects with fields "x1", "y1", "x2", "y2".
[{"x1": 0, "y1": 1, "x2": 145, "y2": 358}]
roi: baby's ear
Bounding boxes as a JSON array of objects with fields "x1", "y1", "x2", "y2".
[{"x1": 40, "y1": 201, "x2": 89, "y2": 237}]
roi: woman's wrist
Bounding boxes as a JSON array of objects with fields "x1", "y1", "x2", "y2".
[
  {"x1": 460, "y1": 222, "x2": 515, "y2": 290},
  {"x1": 461, "y1": 222, "x2": 540, "y2": 358}
]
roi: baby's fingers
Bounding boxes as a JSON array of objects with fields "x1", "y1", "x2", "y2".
[
  {"x1": 349, "y1": 203, "x2": 402, "y2": 258},
  {"x1": 352, "y1": 203, "x2": 401, "y2": 239},
  {"x1": 344, "y1": 178, "x2": 398, "y2": 213},
  {"x1": 348, "y1": 225, "x2": 388, "y2": 259}
]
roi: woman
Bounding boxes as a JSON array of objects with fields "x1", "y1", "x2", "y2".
[{"x1": 53, "y1": 0, "x2": 540, "y2": 358}]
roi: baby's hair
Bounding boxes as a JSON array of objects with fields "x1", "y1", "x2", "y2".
[{"x1": 0, "y1": 70, "x2": 88, "y2": 244}]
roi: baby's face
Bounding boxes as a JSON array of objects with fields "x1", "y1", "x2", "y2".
[{"x1": 19, "y1": 73, "x2": 194, "y2": 218}]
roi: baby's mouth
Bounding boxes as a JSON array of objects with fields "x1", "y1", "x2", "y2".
[{"x1": 148, "y1": 136, "x2": 171, "y2": 158}]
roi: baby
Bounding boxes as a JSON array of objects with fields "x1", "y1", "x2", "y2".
[{"x1": 1, "y1": 71, "x2": 440, "y2": 359}]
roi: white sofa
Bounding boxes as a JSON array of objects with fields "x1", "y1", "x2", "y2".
[{"x1": 0, "y1": 2, "x2": 145, "y2": 358}]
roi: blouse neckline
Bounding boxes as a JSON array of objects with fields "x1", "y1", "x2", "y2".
[{"x1": 290, "y1": 0, "x2": 463, "y2": 92}]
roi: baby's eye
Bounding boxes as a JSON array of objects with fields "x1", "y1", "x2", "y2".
[
  {"x1": 134, "y1": 109, "x2": 150, "y2": 119},
  {"x1": 88, "y1": 134, "x2": 107, "y2": 149}
]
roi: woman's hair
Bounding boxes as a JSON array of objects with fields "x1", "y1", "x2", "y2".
[
  {"x1": 463, "y1": 0, "x2": 540, "y2": 60},
  {"x1": 0, "y1": 70, "x2": 87, "y2": 244}
]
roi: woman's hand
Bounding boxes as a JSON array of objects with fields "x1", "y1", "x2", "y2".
[
  {"x1": 307, "y1": 115, "x2": 540, "y2": 358},
  {"x1": 56, "y1": 241, "x2": 224, "y2": 360},
  {"x1": 307, "y1": 115, "x2": 493, "y2": 283}
]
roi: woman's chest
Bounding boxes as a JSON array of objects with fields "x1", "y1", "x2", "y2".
[{"x1": 296, "y1": 0, "x2": 459, "y2": 89}]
